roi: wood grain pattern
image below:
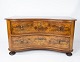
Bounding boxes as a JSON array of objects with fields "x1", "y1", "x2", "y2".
[{"x1": 6, "y1": 18, "x2": 76, "y2": 53}]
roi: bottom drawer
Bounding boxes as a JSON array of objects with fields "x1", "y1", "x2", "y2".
[{"x1": 11, "y1": 35, "x2": 70, "y2": 51}]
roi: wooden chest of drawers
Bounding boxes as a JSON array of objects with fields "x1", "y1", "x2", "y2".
[{"x1": 6, "y1": 17, "x2": 76, "y2": 56}]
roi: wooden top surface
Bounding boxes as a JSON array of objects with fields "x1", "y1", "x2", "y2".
[{"x1": 5, "y1": 16, "x2": 76, "y2": 20}]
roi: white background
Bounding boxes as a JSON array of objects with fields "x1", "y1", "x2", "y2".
[{"x1": 0, "y1": 0, "x2": 80, "y2": 62}]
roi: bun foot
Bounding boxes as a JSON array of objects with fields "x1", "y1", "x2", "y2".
[
  {"x1": 66, "y1": 52, "x2": 72, "y2": 56},
  {"x1": 9, "y1": 51, "x2": 16, "y2": 55}
]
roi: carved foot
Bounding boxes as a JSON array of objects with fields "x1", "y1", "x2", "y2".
[
  {"x1": 66, "y1": 52, "x2": 72, "y2": 56},
  {"x1": 9, "y1": 51, "x2": 16, "y2": 55}
]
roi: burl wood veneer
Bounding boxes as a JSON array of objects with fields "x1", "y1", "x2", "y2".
[{"x1": 6, "y1": 16, "x2": 76, "y2": 56}]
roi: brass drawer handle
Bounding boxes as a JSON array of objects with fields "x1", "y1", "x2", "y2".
[
  {"x1": 34, "y1": 38, "x2": 46, "y2": 41},
  {"x1": 20, "y1": 26, "x2": 24, "y2": 30},
  {"x1": 16, "y1": 40, "x2": 24, "y2": 43},
  {"x1": 58, "y1": 26, "x2": 64, "y2": 31},
  {"x1": 16, "y1": 39, "x2": 30, "y2": 44},
  {"x1": 14, "y1": 25, "x2": 24, "y2": 30},
  {"x1": 20, "y1": 40, "x2": 24, "y2": 43},
  {"x1": 49, "y1": 39, "x2": 65, "y2": 44},
  {"x1": 16, "y1": 40, "x2": 24, "y2": 44}
]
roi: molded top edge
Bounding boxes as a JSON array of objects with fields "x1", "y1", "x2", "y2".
[{"x1": 5, "y1": 16, "x2": 77, "y2": 20}]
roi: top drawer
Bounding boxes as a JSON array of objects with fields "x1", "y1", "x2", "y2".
[{"x1": 10, "y1": 20, "x2": 71, "y2": 35}]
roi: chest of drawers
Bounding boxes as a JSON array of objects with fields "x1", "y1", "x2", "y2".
[{"x1": 6, "y1": 17, "x2": 76, "y2": 56}]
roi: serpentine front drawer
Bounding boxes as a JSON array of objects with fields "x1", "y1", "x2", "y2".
[
  {"x1": 11, "y1": 35, "x2": 70, "y2": 51},
  {"x1": 10, "y1": 20, "x2": 71, "y2": 35}
]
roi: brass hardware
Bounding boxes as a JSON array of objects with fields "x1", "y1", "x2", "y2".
[{"x1": 20, "y1": 26, "x2": 24, "y2": 30}]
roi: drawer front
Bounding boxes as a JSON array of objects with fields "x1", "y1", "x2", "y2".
[
  {"x1": 11, "y1": 20, "x2": 71, "y2": 35},
  {"x1": 11, "y1": 35, "x2": 70, "y2": 50}
]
